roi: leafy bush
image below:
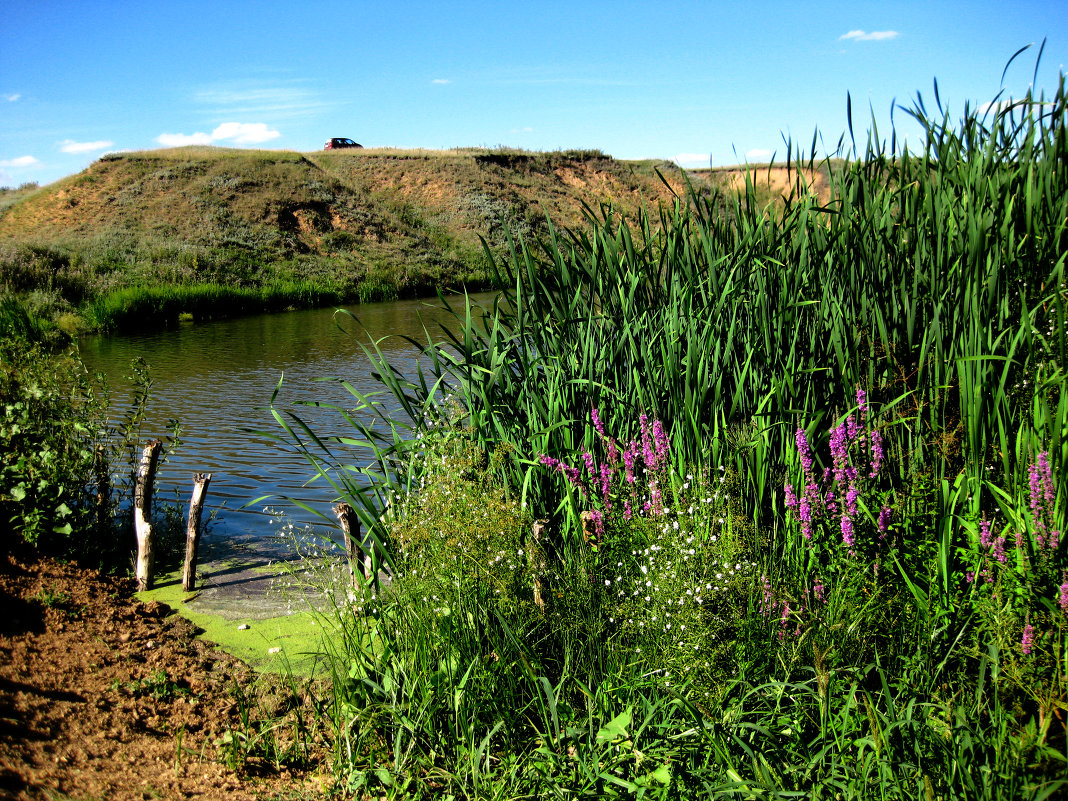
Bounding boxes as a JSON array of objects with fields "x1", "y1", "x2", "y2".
[{"x1": 0, "y1": 333, "x2": 105, "y2": 547}]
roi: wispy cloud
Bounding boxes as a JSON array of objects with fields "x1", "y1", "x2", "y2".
[
  {"x1": 3, "y1": 93, "x2": 20, "y2": 102},
  {"x1": 745, "y1": 148, "x2": 774, "y2": 162},
  {"x1": 59, "y1": 139, "x2": 114, "y2": 154},
  {"x1": 431, "y1": 78, "x2": 451, "y2": 85},
  {"x1": 839, "y1": 30, "x2": 899, "y2": 41},
  {"x1": 156, "y1": 122, "x2": 281, "y2": 148},
  {"x1": 0, "y1": 155, "x2": 39, "y2": 167},
  {"x1": 510, "y1": 126, "x2": 533, "y2": 134},
  {"x1": 192, "y1": 83, "x2": 332, "y2": 118},
  {"x1": 673, "y1": 152, "x2": 710, "y2": 168}
]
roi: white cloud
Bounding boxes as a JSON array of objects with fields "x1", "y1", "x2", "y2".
[
  {"x1": 210, "y1": 122, "x2": 280, "y2": 144},
  {"x1": 745, "y1": 148, "x2": 774, "y2": 162},
  {"x1": 156, "y1": 131, "x2": 214, "y2": 147},
  {"x1": 510, "y1": 126, "x2": 534, "y2": 133},
  {"x1": 673, "y1": 152, "x2": 710, "y2": 168},
  {"x1": 431, "y1": 78, "x2": 451, "y2": 85},
  {"x1": 839, "y1": 30, "x2": 899, "y2": 41},
  {"x1": 156, "y1": 122, "x2": 280, "y2": 148},
  {"x1": 59, "y1": 139, "x2": 115, "y2": 154},
  {"x1": 0, "y1": 155, "x2": 39, "y2": 167},
  {"x1": 3, "y1": 93, "x2": 20, "y2": 102}
]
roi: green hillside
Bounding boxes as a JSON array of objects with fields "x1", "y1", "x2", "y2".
[{"x1": 0, "y1": 146, "x2": 695, "y2": 332}]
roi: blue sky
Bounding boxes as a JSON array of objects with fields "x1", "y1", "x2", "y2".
[{"x1": 2, "y1": 0, "x2": 1066, "y2": 187}]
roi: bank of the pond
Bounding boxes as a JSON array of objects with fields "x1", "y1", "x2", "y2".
[
  {"x1": 135, "y1": 539, "x2": 343, "y2": 675},
  {"x1": 82, "y1": 273, "x2": 495, "y2": 334},
  {"x1": 0, "y1": 551, "x2": 332, "y2": 798}
]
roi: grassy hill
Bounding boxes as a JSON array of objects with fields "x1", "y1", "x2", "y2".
[
  {"x1": 0, "y1": 145, "x2": 828, "y2": 332},
  {"x1": 0, "y1": 146, "x2": 698, "y2": 331}
]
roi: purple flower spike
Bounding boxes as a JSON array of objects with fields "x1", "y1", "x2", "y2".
[
  {"x1": 869, "y1": 429, "x2": 884, "y2": 477},
  {"x1": 878, "y1": 506, "x2": 892, "y2": 535},
  {"x1": 784, "y1": 484, "x2": 798, "y2": 509},
  {"x1": 1058, "y1": 574, "x2": 1068, "y2": 613},
  {"x1": 796, "y1": 428, "x2": 813, "y2": 475},
  {"x1": 840, "y1": 515, "x2": 855, "y2": 549},
  {"x1": 1021, "y1": 623, "x2": 1035, "y2": 656},
  {"x1": 591, "y1": 406, "x2": 606, "y2": 438},
  {"x1": 979, "y1": 519, "x2": 993, "y2": 549}
]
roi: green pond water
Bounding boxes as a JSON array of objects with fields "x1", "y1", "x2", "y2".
[{"x1": 80, "y1": 292, "x2": 495, "y2": 556}]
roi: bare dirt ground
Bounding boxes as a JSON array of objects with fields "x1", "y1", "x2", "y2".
[{"x1": 0, "y1": 550, "x2": 333, "y2": 800}]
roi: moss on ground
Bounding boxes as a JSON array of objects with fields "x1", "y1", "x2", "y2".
[{"x1": 137, "y1": 568, "x2": 336, "y2": 675}]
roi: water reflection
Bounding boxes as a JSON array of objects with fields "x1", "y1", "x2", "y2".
[{"x1": 79, "y1": 293, "x2": 496, "y2": 543}]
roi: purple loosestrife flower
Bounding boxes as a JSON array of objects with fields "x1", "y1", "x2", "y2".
[
  {"x1": 796, "y1": 428, "x2": 814, "y2": 475},
  {"x1": 829, "y1": 422, "x2": 851, "y2": 486},
  {"x1": 845, "y1": 413, "x2": 860, "y2": 443},
  {"x1": 539, "y1": 454, "x2": 586, "y2": 496},
  {"x1": 639, "y1": 413, "x2": 656, "y2": 468},
  {"x1": 1021, "y1": 623, "x2": 1035, "y2": 656},
  {"x1": 798, "y1": 494, "x2": 813, "y2": 540},
  {"x1": 653, "y1": 419, "x2": 669, "y2": 463},
  {"x1": 1059, "y1": 573, "x2": 1068, "y2": 613},
  {"x1": 623, "y1": 443, "x2": 638, "y2": 484},
  {"x1": 979, "y1": 518, "x2": 993, "y2": 550},
  {"x1": 878, "y1": 506, "x2": 892, "y2": 535},
  {"x1": 599, "y1": 463, "x2": 612, "y2": 505},
  {"x1": 813, "y1": 582, "x2": 825, "y2": 602},
  {"x1": 993, "y1": 535, "x2": 1008, "y2": 564},
  {"x1": 869, "y1": 429, "x2": 884, "y2": 478},
  {"x1": 840, "y1": 514, "x2": 856, "y2": 550},
  {"x1": 845, "y1": 484, "x2": 860, "y2": 517},
  {"x1": 784, "y1": 484, "x2": 798, "y2": 509},
  {"x1": 1038, "y1": 451, "x2": 1056, "y2": 507},
  {"x1": 1029, "y1": 459, "x2": 1048, "y2": 548},
  {"x1": 591, "y1": 406, "x2": 606, "y2": 438}
]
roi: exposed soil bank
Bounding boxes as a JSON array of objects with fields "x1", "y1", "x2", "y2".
[{"x1": 0, "y1": 551, "x2": 332, "y2": 800}]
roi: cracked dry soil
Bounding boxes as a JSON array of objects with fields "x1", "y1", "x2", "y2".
[{"x1": 0, "y1": 551, "x2": 331, "y2": 800}]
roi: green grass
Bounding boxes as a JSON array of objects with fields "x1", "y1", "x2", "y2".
[{"x1": 263, "y1": 56, "x2": 1068, "y2": 798}]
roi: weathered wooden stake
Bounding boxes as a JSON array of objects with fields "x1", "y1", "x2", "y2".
[
  {"x1": 530, "y1": 520, "x2": 548, "y2": 612},
  {"x1": 93, "y1": 443, "x2": 109, "y2": 538},
  {"x1": 580, "y1": 511, "x2": 599, "y2": 547},
  {"x1": 133, "y1": 439, "x2": 162, "y2": 592},
  {"x1": 333, "y1": 502, "x2": 363, "y2": 587},
  {"x1": 182, "y1": 472, "x2": 211, "y2": 592}
]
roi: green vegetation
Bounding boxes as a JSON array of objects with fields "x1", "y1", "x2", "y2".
[
  {"x1": 272, "y1": 62, "x2": 1068, "y2": 797},
  {"x1": 0, "y1": 146, "x2": 685, "y2": 332},
  {"x1": 0, "y1": 297, "x2": 183, "y2": 567}
]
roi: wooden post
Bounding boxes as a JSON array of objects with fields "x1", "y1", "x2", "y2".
[
  {"x1": 580, "y1": 511, "x2": 599, "y2": 547},
  {"x1": 333, "y1": 502, "x2": 363, "y2": 587},
  {"x1": 133, "y1": 439, "x2": 162, "y2": 592},
  {"x1": 182, "y1": 473, "x2": 211, "y2": 592},
  {"x1": 531, "y1": 520, "x2": 548, "y2": 612},
  {"x1": 94, "y1": 443, "x2": 109, "y2": 538}
]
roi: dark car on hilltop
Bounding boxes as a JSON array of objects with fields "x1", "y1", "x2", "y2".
[{"x1": 324, "y1": 137, "x2": 362, "y2": 150}]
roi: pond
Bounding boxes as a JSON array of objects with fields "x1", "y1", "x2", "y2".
[{"x1": 79, "y1": 293, "x2": 494, "y2": 552}]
